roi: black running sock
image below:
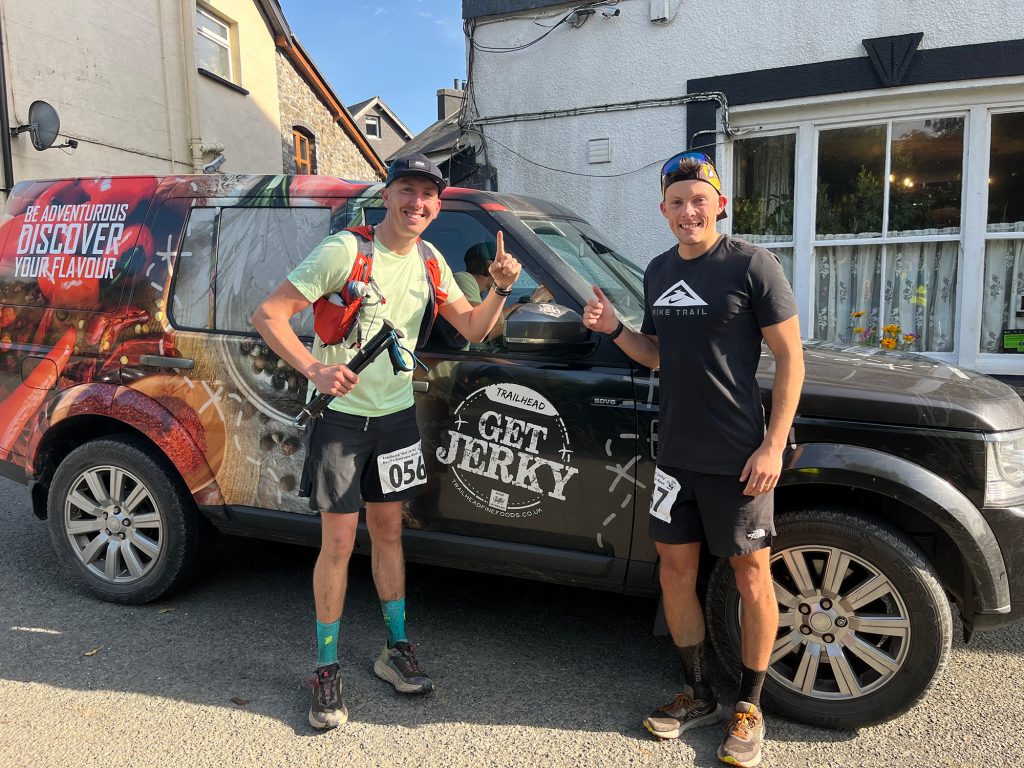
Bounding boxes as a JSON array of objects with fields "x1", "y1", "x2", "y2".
[
  {"x1": 676, "y1": 642, "x2": 713, "y2": 701},
  {"x1": 739, "y1": 665, "x2": 766, "y2": 708}
]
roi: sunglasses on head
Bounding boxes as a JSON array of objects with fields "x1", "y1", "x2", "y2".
[{"x1": 660, "y1": 151, "x2": 721, "y2": 195}]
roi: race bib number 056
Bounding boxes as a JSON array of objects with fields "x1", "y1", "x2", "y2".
[
  {"x1": 377, "y1": 441, "x2": 427, "y2": 495},
  {"x1": 649, "y1": 467, "x2": 681, "y2": 523}
]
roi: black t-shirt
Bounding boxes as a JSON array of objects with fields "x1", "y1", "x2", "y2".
[{"x1": 640, "y1": 235, "x2": 797, "y2": 474}]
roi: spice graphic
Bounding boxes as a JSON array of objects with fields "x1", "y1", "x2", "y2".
[{"x1": 0, "y1": 326, "x2": 76, "y2": 456}]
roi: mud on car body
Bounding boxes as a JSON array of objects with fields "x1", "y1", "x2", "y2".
[{"x1": 1, "y1": 174, "x2": 1023, "y2": 729}]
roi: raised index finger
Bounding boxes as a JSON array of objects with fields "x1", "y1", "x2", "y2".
[{"x1": 496, "y1": 231, "x2": 505, "y2": 259}]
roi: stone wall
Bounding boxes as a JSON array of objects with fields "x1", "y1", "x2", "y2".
[{"x1": 276, "y1": 52, "x2": 379, "y2": 180}]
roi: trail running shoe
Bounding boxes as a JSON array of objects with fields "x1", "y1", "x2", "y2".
[
  {"x1": 308, "y1": 662, "x2": 348, "y2": 730},
  {"x1": 717, "y1": 700, "x2": 765, "y2": 767},
  {"x1": 373, "y1": 641, "x2": 434, "y2": 694},
  {"x1": 643, "y1": 686, "x2": 723, "y2": 739}
]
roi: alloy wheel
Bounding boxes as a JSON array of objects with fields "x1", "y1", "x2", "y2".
[{"x1": 62, "y1": 465, "x2": 164, "y2": 584}]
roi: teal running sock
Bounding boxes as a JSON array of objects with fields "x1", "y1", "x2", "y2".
[
  {"x1": 316, "y1": 619, "x2": 341, "y2": 666},
  {"x1": 381, "y1": 598, "x2": 407, "y2": 646}
]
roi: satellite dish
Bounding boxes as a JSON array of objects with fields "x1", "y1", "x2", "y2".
[
  {"x1": 9, "y1": 100, "x2": 61, "y2": 151},
  {"x1": 27, "y1": 101, "x2": 60, "y2": 150}
]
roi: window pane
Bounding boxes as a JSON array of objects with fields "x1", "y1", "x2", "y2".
[
  {"x1": 769, "y1": 247, "x2": 793, "y2": 288},
  {"x1": 888, "y1": 117, "x2": 963, "y2": 236},
  {"x1": 981, "y1": 239, "x2": 1024, "y2": 352},
  {"x1": 885, "y1": 241, "x2": 957, "y2": 352},
  {"x1": 215, "y1": 207, "x2": 331, "y2": 335},
  {"x1": 816, "y1": 125, "x2": 886, "y2": 239},
  {"x1": 813, "y1": 244, "x2": 881, "y2": 344},
  {"x1": 196, "y1": 9, "x2": 228, "y2": 40},
  {"x1": 196, "y1": 35, "x2": 230, "y2": 79},
  {"x1": 988, "y1": 112, "x2": 1024, "y2": 231},
  {"x1": 172, "y1": 208, "x2": 217, "y2": 330},
  {"x1": 732, "y1": 134, "x2": 795, "y2": 240},
  {"x1": 522, "y1": 217, "x2": 646, "y2": 330}
]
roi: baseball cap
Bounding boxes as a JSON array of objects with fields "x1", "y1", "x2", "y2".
[
  {"x1": 660, "y1": 150, "x2": 727, "y2": 220},
  {"x1": 386, "y1": 153, "x2": 448, "y2": 192}
]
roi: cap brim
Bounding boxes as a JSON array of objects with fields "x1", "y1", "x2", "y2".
[{"x1": 388, "y1": 170, "x2": 447, "y2": 191}]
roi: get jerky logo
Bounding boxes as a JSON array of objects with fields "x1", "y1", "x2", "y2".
[{"x1": 436, "y1": 384, "x2": 578, "y2": 518}]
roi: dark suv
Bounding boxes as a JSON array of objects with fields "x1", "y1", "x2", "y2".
[{"x1": 1, "y1": 174, "x2": 1021, "y2": 729}]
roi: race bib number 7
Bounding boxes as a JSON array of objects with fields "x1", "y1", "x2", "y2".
[
  {"x1": 377, "y1": 441, "x2": 427, "y2": 495},
  {"x1": 649, "y1": 468, "x2": 680, "y2": 523}
]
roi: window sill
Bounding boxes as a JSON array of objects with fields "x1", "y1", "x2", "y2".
[{"x1": 198, "y1": 68, "x2": 249, "y2": 96}]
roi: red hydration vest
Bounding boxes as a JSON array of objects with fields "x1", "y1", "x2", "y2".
[{"x1": 311, "y1": 226, "x2": 448, "y2": 348}]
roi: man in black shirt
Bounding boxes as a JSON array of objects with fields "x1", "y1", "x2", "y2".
[{"x1": 583, "y1": 151, "x2": 804, "y2": 768}]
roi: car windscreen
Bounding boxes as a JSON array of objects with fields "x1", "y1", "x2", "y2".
[{"x1": 520, "y1": 217, "x2": 645, "y2": 328}]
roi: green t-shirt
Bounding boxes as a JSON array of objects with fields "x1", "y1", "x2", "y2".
[
  {"x1": 453, "y1": 271, "x2": 483, "y2": 304},
  {"x1": 287, "y1": 231, "x2": 463, "y2": 416}
]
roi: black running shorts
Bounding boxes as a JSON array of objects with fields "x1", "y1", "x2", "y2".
[
  {"x1": 647, "y1": 465, "x2": 774, "y2": 557},
  {"x1": 299, "y1": 406, "x2": 426, "y2": 513}
]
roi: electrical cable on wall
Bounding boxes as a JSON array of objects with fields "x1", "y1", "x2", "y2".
[
  {"x1": 462, "y1": 127, "x2": 729, "y2": 180},
  {"x1": 464, "y1": 1, "x2": 621, "y2": 53}
]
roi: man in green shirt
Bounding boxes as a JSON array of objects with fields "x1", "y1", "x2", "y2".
[
  {"x1": 252, "y1": 154, "x2": 521, "y2": 730},
  {"x1": 453, "y1": 241, "x2": 497, "y2": 306}
]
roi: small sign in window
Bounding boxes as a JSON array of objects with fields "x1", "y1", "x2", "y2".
[{"x1": 1002, "y1": 329, "x2": 1024, "y2": 353}]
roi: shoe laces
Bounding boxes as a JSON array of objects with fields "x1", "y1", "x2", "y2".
[
  {"x1": 665, "y1": 691, "x2": 695, "y2": 712},
  {"x1": 394, "y1": 642, "x2": 422, "y2": 673},
  {"x1": 728, "y1": 710, "x2": 759, "y2": 739},
  {"x1": 312, "y1": 667, "x2": 339, "y2": 707}
]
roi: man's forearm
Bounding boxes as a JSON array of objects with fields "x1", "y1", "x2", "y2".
[
  {"x1": 252, "y1": 312, "x2": 320, "y2": 378},
  {"x1": 463, "y1": 289, "x2": 509, "y2": 342},
  {"x1": 763, "y1": 353, "x2": 804, "y2": 452},
  {"x1": 612, "y1": 325, "x2": 660, "y2": 370}
]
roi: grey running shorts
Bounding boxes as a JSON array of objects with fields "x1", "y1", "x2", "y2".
[
  {"x1": 648, "y1": 465, "x2": 774, "y2": 557},
  {"x1": 299, "y1": 405, "x2": 426, "y2": 513}
]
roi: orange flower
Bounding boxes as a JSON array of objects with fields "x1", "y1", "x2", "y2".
[
  {"x1": 883, "y1": 323, "x2": 901, "y2": 335},
  {"x1": 880, "y1": 337, "x2": 897, "y2": 349},
  {"x1": 903, "y1": 334, "x2": 917, "y2": 343},
  {"x1": 853, "y1": 327, "x2": 865, "y2": 335},
  {"x1": 851, "y1": 311, "x2": 865, "y2": 318}
]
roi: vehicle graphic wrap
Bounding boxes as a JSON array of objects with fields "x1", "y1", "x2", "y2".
[
  {"x1": 0, "y1": 175, "x2": 377, "y2": 510},
  {"x1": 436, "y1": 383, "x2": 579, "y2": 518}
]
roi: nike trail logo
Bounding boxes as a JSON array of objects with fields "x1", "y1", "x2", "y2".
[{"x1": 653, "y1": 278, "x2": 707, "y2": 307}]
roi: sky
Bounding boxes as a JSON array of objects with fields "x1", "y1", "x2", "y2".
[{"x1": 278, "y1": 1, "x2": 467, "y2": 135}]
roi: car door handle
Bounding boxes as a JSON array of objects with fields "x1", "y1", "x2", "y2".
[
  {"x1": 413, "y1": 381, "x2": 429, "y2": 393},
  {"x1": 138, "y1": 355, "x2": 195, "y2": 370}
]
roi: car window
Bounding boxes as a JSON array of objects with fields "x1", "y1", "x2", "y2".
[
  {"x1": 520, "y1": 217, "x2": 645, "y2": 329},
  {"x1": 171, "y1": 205, "x2": 332, "y2": 337},
  {"x1": 363, "y1": 208, "x2": 555, "y2": 352}
]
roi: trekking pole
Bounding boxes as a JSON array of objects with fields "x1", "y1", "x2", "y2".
[{"x1": 293, "y1": 320, "x2": 404, "y2": 428}]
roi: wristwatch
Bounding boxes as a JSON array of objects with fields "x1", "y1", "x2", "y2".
[{"x1": 607, "y1": 320, "x2": 624, "y2": 341}]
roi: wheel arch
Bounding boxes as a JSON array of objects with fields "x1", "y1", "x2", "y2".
[
  {"x1": 780, "y1": 442, "x2": 1009, "y2": 617},
  {"x1": 29, "y1": 385, "x2": 225, "y2": 519}
]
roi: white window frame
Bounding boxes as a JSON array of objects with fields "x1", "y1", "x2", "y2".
[
  {"x1": 365, "y1": 115, "x2": 381, "y2": 139},
  {"x1": 723, "y1": 78, "x2": 1024, "y2": 373},
  {"x1": 197, "y1": 6, "x2": 233, "y2": 82}
]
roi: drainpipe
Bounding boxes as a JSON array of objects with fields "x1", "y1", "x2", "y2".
[
  {"x1": 0, "y1": 17, "x2": 14, "y2": 193},
  {"x1": 179, "y1": 0, "x2": 205, "y2": 173}
]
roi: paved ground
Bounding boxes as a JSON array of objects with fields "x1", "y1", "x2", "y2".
[{"x1": 0, "y1": 476, "x2": 1016, "y2": 768}]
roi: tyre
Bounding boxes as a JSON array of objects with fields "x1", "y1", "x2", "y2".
[
  {"x1": 47, "y1": 436, "x2": 206, "y2": 604},
  {"x1": 705, "y1": 509, "x2": 952, "y2": 728}
]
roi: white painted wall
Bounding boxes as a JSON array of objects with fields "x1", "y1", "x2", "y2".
[
  {"x1": 0, "y1": 0, "x2": 287, "y2": 188},
  {"x1": 2, "y1": 0, "x2": 193, "y2": 179},
  {"x1": 469, "y1": 0, "x2": 1024, "y2": 264}
]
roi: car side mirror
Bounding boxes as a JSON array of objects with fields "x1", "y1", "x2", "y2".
[{"x1": 504, "y1": 303, "x2": 594, "y2": 353}]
